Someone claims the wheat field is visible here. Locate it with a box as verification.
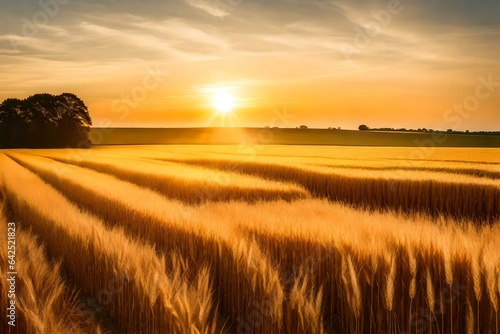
[1,145,500,333]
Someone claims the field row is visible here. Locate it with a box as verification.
[0,196,104,333]
[1,151,500,333]
[27,147,500,222]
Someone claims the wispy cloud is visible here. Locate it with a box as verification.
[0,0,498,129]
[183,0,233,17]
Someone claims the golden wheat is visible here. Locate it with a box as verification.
[33,151,309,203]
[0,192,107,333]
[2,146,500,334]
[7,153,325,333]
[193,199,500,333]
[172,158,500,222]
[0,155,217,334]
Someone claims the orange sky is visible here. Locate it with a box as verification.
[1,0,499,130]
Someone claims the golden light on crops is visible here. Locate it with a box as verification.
[2,145,500,333]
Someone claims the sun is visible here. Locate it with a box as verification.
[213,92,235,114]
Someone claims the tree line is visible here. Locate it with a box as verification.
[358,124,500,135]
[0,93,92,148]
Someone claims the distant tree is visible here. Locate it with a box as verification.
[447,129,453,133]
[299,125,308,129]
[358,124,369,131]
[0,93,92,148]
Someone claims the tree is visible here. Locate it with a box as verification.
[0,93,92,148]
[299,125,308,129]
[56,93,92,147]
[0,98,25,147]
[358,124,369,131]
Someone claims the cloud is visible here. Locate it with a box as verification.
[183,0,236,17]
[0,0,498,129]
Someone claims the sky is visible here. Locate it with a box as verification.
[0,0,499,130]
